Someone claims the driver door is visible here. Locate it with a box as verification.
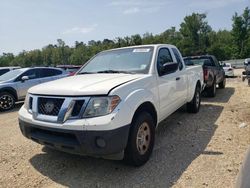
[16,69,41,99]
[156,48,179,121]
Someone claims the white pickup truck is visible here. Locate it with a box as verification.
[19,44,203,166]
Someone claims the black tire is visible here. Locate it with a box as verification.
[187,84,201,113]
[124,112,155,166]
[206,81,216,97]
[0,92,15,112]
[219,78,226,89]
[248,79,250,86]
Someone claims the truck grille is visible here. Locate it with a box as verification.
[71,100,85,117]
[38,97,64,116]
[29,95,90,123]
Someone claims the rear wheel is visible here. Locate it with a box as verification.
[0,92,15,112]
[187,84,201,113]
[248,78,250,86]
[219,78,226,89]
[207,81,216,97]
[124,112,155,166]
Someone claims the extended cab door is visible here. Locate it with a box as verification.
[171,47,188,105]
[15,69,40,99]
[156,47,180,120]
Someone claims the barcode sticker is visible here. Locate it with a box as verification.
[133,48,150,53]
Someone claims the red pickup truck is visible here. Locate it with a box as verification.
[184,55,226,97]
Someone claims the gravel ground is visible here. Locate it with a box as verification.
[0,69,249,188]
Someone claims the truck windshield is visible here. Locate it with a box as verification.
[78,47,154,74]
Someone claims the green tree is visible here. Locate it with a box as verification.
[207,30,234,60]
[180,13,212,56]
[69,42,88,65]
[2,8,250,67]
[0,53,14,66]
[232,7,250,58]
[131,34,142,45]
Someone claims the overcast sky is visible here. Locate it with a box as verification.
[0,0,249,54]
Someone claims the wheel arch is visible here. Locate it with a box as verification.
[0,87,18,101]
[188,80,202,102]
[131,101,158,127]
[196,80,201,90]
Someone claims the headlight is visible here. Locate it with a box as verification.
[83,96,120,117]
[24,94,29,110]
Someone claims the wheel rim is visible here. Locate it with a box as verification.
[0,95,14,110]
[196,90,200,108]
[136,122,151,155]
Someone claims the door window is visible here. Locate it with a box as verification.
[40,69,62,78]
[212,56,220,67]
[157,48,174,76]
[172,48,183,70]
[17,69,40,81]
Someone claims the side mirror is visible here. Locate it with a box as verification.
[21,76,29,82]
[159,62,179,76]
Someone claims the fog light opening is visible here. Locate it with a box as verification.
[96,137,106,148]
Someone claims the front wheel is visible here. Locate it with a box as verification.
[124,112,155,166]
[187,84,201,113]
[0,92,15,112]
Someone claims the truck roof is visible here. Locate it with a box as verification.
[103,44,178,53]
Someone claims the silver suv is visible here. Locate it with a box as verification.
[0,67,67,111]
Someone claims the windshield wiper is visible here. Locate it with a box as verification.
[97,70,136,74]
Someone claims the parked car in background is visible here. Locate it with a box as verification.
[19,44,204,166]
[56,65,82,76]
[0,67,20,76]
[184,55,226,97]
[242,59,250,86]
[222,63,234,77]
[0,67,67,111]
[244,58,250,66]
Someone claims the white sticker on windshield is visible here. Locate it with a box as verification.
[133,48,150,53]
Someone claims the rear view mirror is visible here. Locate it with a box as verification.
[21,76,29,81]
[159,62,179,76]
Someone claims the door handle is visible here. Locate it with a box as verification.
[176,77,180,81]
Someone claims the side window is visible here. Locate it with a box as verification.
[204,58,215,66]
[157,48,173,66]
[157,48,176,76]
[19,69,39,80]
[40,69,62,78]
[172,48,183,70]
[213,57,220,67]
[0,69,10,76]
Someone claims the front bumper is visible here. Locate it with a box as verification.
[19,118,130,158]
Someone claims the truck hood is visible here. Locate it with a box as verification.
[29,74,145,96]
